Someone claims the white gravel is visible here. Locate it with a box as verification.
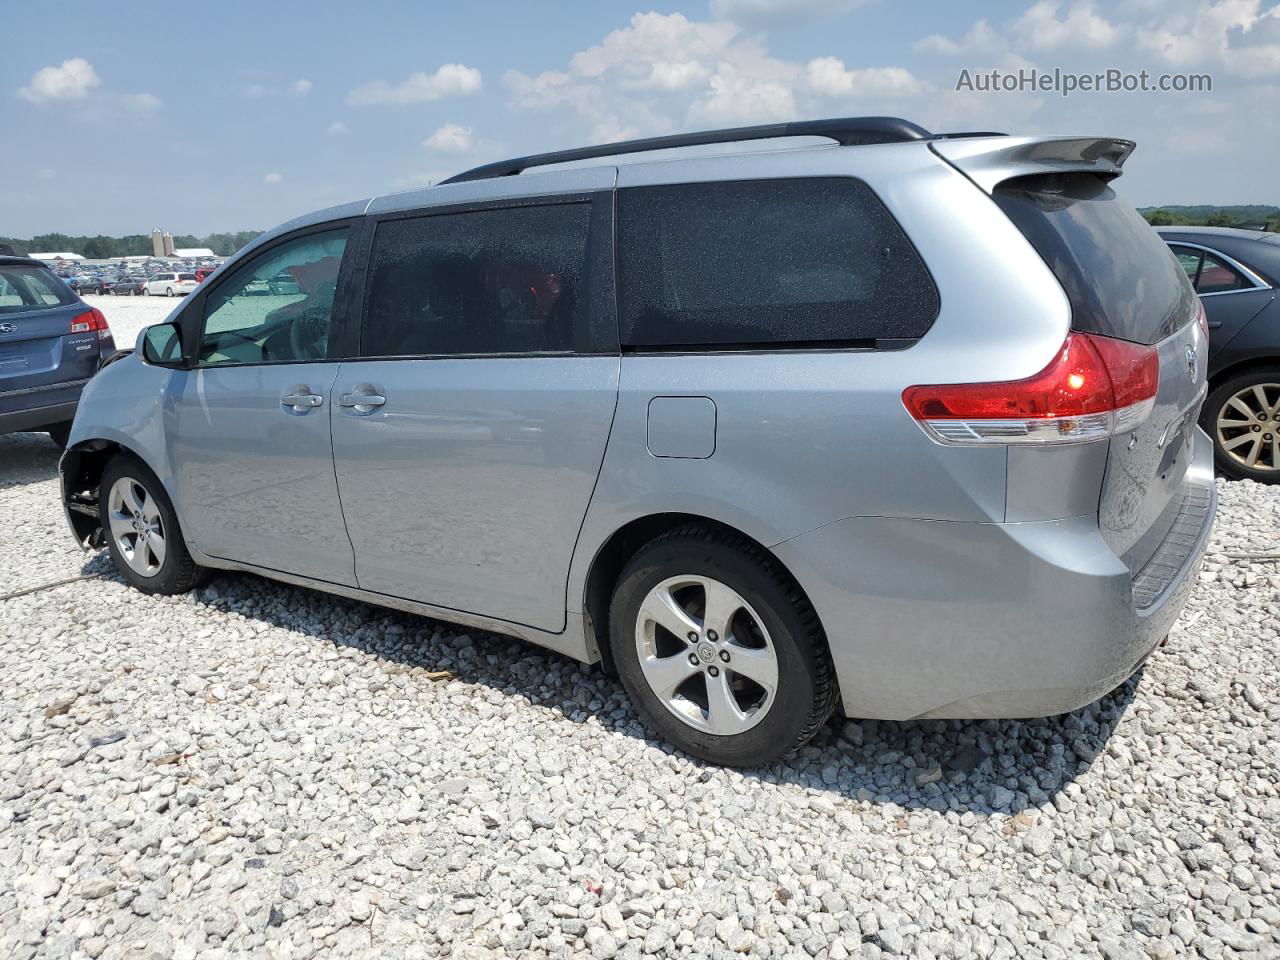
[1,430,1278,960]
[85,294,181,353]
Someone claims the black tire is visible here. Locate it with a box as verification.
[608,524,838,767]
[1201,366,1280,483]
[45,422,72,448]
[98,452,207,594]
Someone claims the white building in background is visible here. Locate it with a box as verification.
[29,252,85,262]
[173,248,216,258]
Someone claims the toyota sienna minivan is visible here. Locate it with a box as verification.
[61,117,1216,767]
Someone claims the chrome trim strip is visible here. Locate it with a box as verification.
[0,377,90,399]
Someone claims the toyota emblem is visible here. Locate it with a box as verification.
[1184,344,1196,378]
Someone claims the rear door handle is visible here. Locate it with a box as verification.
[281,389,324,413]
[339,385,386,414]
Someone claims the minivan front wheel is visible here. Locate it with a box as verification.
[609,525,838,767]
[99,453,206,594]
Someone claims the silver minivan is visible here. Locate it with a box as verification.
[62,117,1216,766]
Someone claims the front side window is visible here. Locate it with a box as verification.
[198,228,348,366]
[617,178,939,349]
[362,202,590,357]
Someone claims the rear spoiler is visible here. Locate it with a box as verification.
[929,136,1135,194]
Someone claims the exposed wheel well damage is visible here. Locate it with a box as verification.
[61,439,125,549]
[581,512,822,678]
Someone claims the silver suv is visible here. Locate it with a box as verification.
[61,117,1216,767]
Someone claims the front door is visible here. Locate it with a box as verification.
[170,226,358,585]
[330,197,618,631]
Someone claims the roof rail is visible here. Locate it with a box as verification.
[440,116,934,184]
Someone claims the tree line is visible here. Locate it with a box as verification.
[0,231,263,259]
[1139,205,1280,230]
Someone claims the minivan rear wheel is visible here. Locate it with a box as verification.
[608,525,838,767]
[99,453,207,594]
[1203,366,1280,483]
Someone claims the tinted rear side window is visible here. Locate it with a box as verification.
[994,174,1198,344]
[363,203,590,357]
[617,178,938,349]
[0,264,78,313]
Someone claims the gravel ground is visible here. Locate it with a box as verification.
[85,294,180,353]
[1,430,1278,960]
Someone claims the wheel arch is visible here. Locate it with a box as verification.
[1206,353,1280,394]
[580,512,824,676]
[61,436,162,548]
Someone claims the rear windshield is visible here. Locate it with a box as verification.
[994,174,1198,345]
[179,273,197,280]
[0,264,79,314]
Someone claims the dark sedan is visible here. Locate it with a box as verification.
[111,277,147,295]
[1159,226,1280,482]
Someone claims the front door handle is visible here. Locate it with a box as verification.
[281,388,324,413]
[339,384,387,414]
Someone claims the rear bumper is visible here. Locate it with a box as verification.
[773,428,1217,721]
[0,379,87,434]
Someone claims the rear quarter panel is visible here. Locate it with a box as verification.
[566,142,1073,610]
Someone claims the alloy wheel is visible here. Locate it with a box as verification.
[106,477,166,576]
[1216,383,1280,473]
[634,575,779,735]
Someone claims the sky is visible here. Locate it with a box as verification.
[2,0,1278,237]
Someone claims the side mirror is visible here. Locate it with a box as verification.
[140,322,184,366]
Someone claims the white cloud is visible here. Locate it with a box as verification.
[805,58,928,97]
[710,0,869,27]
[915,2,1120,58]
[347,64,482,105]
[1136,0,1280,74]
[1011,1,1121,51]
[915,20,1003,56]
[505,12,924,138]
[423,123,474,152]
[19,58,100,102]
[327,121,350,136]
[263,172,283,185]
[292,79,313,95]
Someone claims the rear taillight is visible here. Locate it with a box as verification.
[1196,300,1209,339]
[902,332,1159,445]
[70,307,111,340]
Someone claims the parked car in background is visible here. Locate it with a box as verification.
[91,277,116,295]
[111,277,147,296]
[0,255,114,446]
[194,267,216,284]
[144,272,198,297]
[1158,226,1280,482]
[62,118,1214,766]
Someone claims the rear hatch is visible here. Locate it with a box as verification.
[991,173,1204,574]
[930,137,1205,577]
[0,262,103,409]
